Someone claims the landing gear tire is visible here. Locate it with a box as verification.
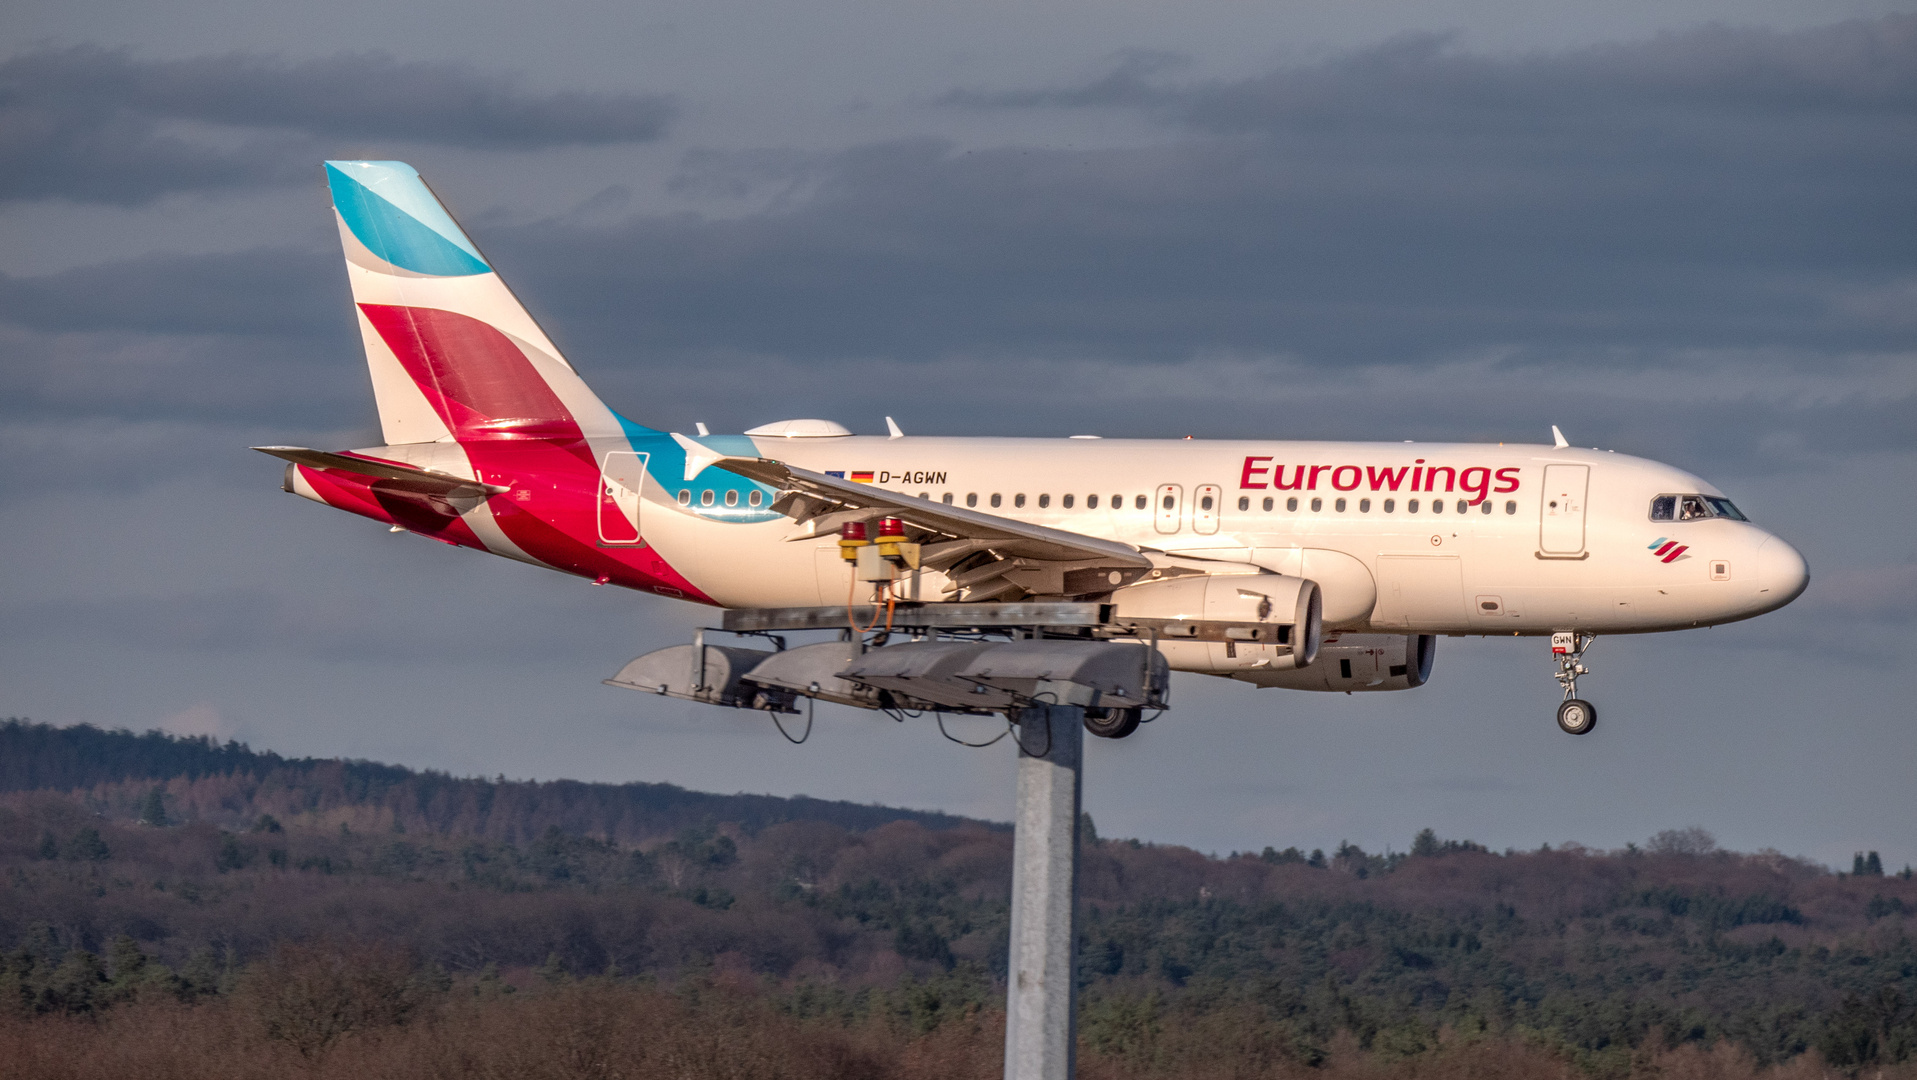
[1084,707,1142,739]
[1556,698,1597,736]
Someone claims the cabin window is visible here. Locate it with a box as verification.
[1287,497,1299,511]
[677,489,691,505]
[1088,494,1101,509]
[1263,496,1274,511]
[966,493,978,507]
[724,489,738,507]
[701,490,715,506]
[1479,500,1491,514]
[1433,499,1444,514]
[1409,499,1420,513]
[1237,496,1250,511]
[1161,494,1174,510]
[1505,500,1517,515]
[1112,495,1122,509]
[1014,493,1026,508]
[1064,494,1076,509]
[1200,494,1214,511]
[1334,498,1346,512]
[1310,497,1323,512]
[1383,498,1394,513]
[749,490,763,507]
[1456,499,1467,514]
[990,493,1002,508]
[943,493,954,505]
[1359,498,1371,513]
[1039,494,1051,508]
[1136,495,1148,510]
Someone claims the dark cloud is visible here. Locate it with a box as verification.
[0,17,1910,472]
[0,248,339,335]
[0,47,675,204]
[456,18,1917,374]
[958,18,1917,123]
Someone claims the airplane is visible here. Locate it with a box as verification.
[259,160,1810,739]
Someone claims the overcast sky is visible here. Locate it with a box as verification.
[2,0,1913,871]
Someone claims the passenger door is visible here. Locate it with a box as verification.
[1539,464,1590,555]
[1154,484,1183,534]
[598,451,647,544]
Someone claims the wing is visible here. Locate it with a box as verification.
[253,446,508,499]
[712,456,1153,601]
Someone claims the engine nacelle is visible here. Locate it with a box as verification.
[603,643,797,711]
[1111,572,1322,673]
[1233,633,1435,692]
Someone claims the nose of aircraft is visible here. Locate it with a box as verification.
[1752,534,1809,613]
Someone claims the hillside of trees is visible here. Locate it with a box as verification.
[0,719,987,842]
[2,719,1914,1078]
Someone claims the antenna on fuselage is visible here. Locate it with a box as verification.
[1551,425,1569,449]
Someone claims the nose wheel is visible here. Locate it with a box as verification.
[1556,697,1596,735]
[1551,632,1597,735]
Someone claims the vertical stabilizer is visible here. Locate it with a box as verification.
[325,161,633,443]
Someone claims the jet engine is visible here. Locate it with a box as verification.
[1232,633,1435,692]
[1110,572,1322,673]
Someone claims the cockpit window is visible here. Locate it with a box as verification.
[1705,497,1748,521]
[1650,493,1749,522]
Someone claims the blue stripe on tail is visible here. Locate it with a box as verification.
[325,161,490,277]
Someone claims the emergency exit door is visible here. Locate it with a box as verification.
[1539,464,1589,555]
[598,451,648,544]
[1154,484,1182,534]
[1193,484,1222,534]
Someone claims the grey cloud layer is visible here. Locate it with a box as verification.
[0,48,674,204]
[0,18,1910,466]
[960,18,1917,126]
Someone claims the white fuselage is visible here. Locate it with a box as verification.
[636,436,1807,637]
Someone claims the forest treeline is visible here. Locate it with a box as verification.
[2,719,1914,1078]
[0,718,986,843]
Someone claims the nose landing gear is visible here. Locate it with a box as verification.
[1552,632,1597,735]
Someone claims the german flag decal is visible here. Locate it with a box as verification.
[850,471,875,484]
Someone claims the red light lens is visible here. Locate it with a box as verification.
[840,521,867,540]
[878,517,905,536]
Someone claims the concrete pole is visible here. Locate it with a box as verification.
[1004,693,1083,1080]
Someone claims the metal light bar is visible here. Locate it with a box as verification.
[721,602,1114,632]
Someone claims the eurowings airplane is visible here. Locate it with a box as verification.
[260,161,1809,737]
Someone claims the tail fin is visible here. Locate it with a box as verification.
[325,161,640,443]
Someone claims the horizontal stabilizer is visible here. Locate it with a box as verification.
[253,446,508,497]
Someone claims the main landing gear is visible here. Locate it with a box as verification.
[1083,706,1142,739]
[1552,632,1597,735]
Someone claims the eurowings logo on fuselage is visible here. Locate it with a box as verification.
[1648,537,1690,563]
